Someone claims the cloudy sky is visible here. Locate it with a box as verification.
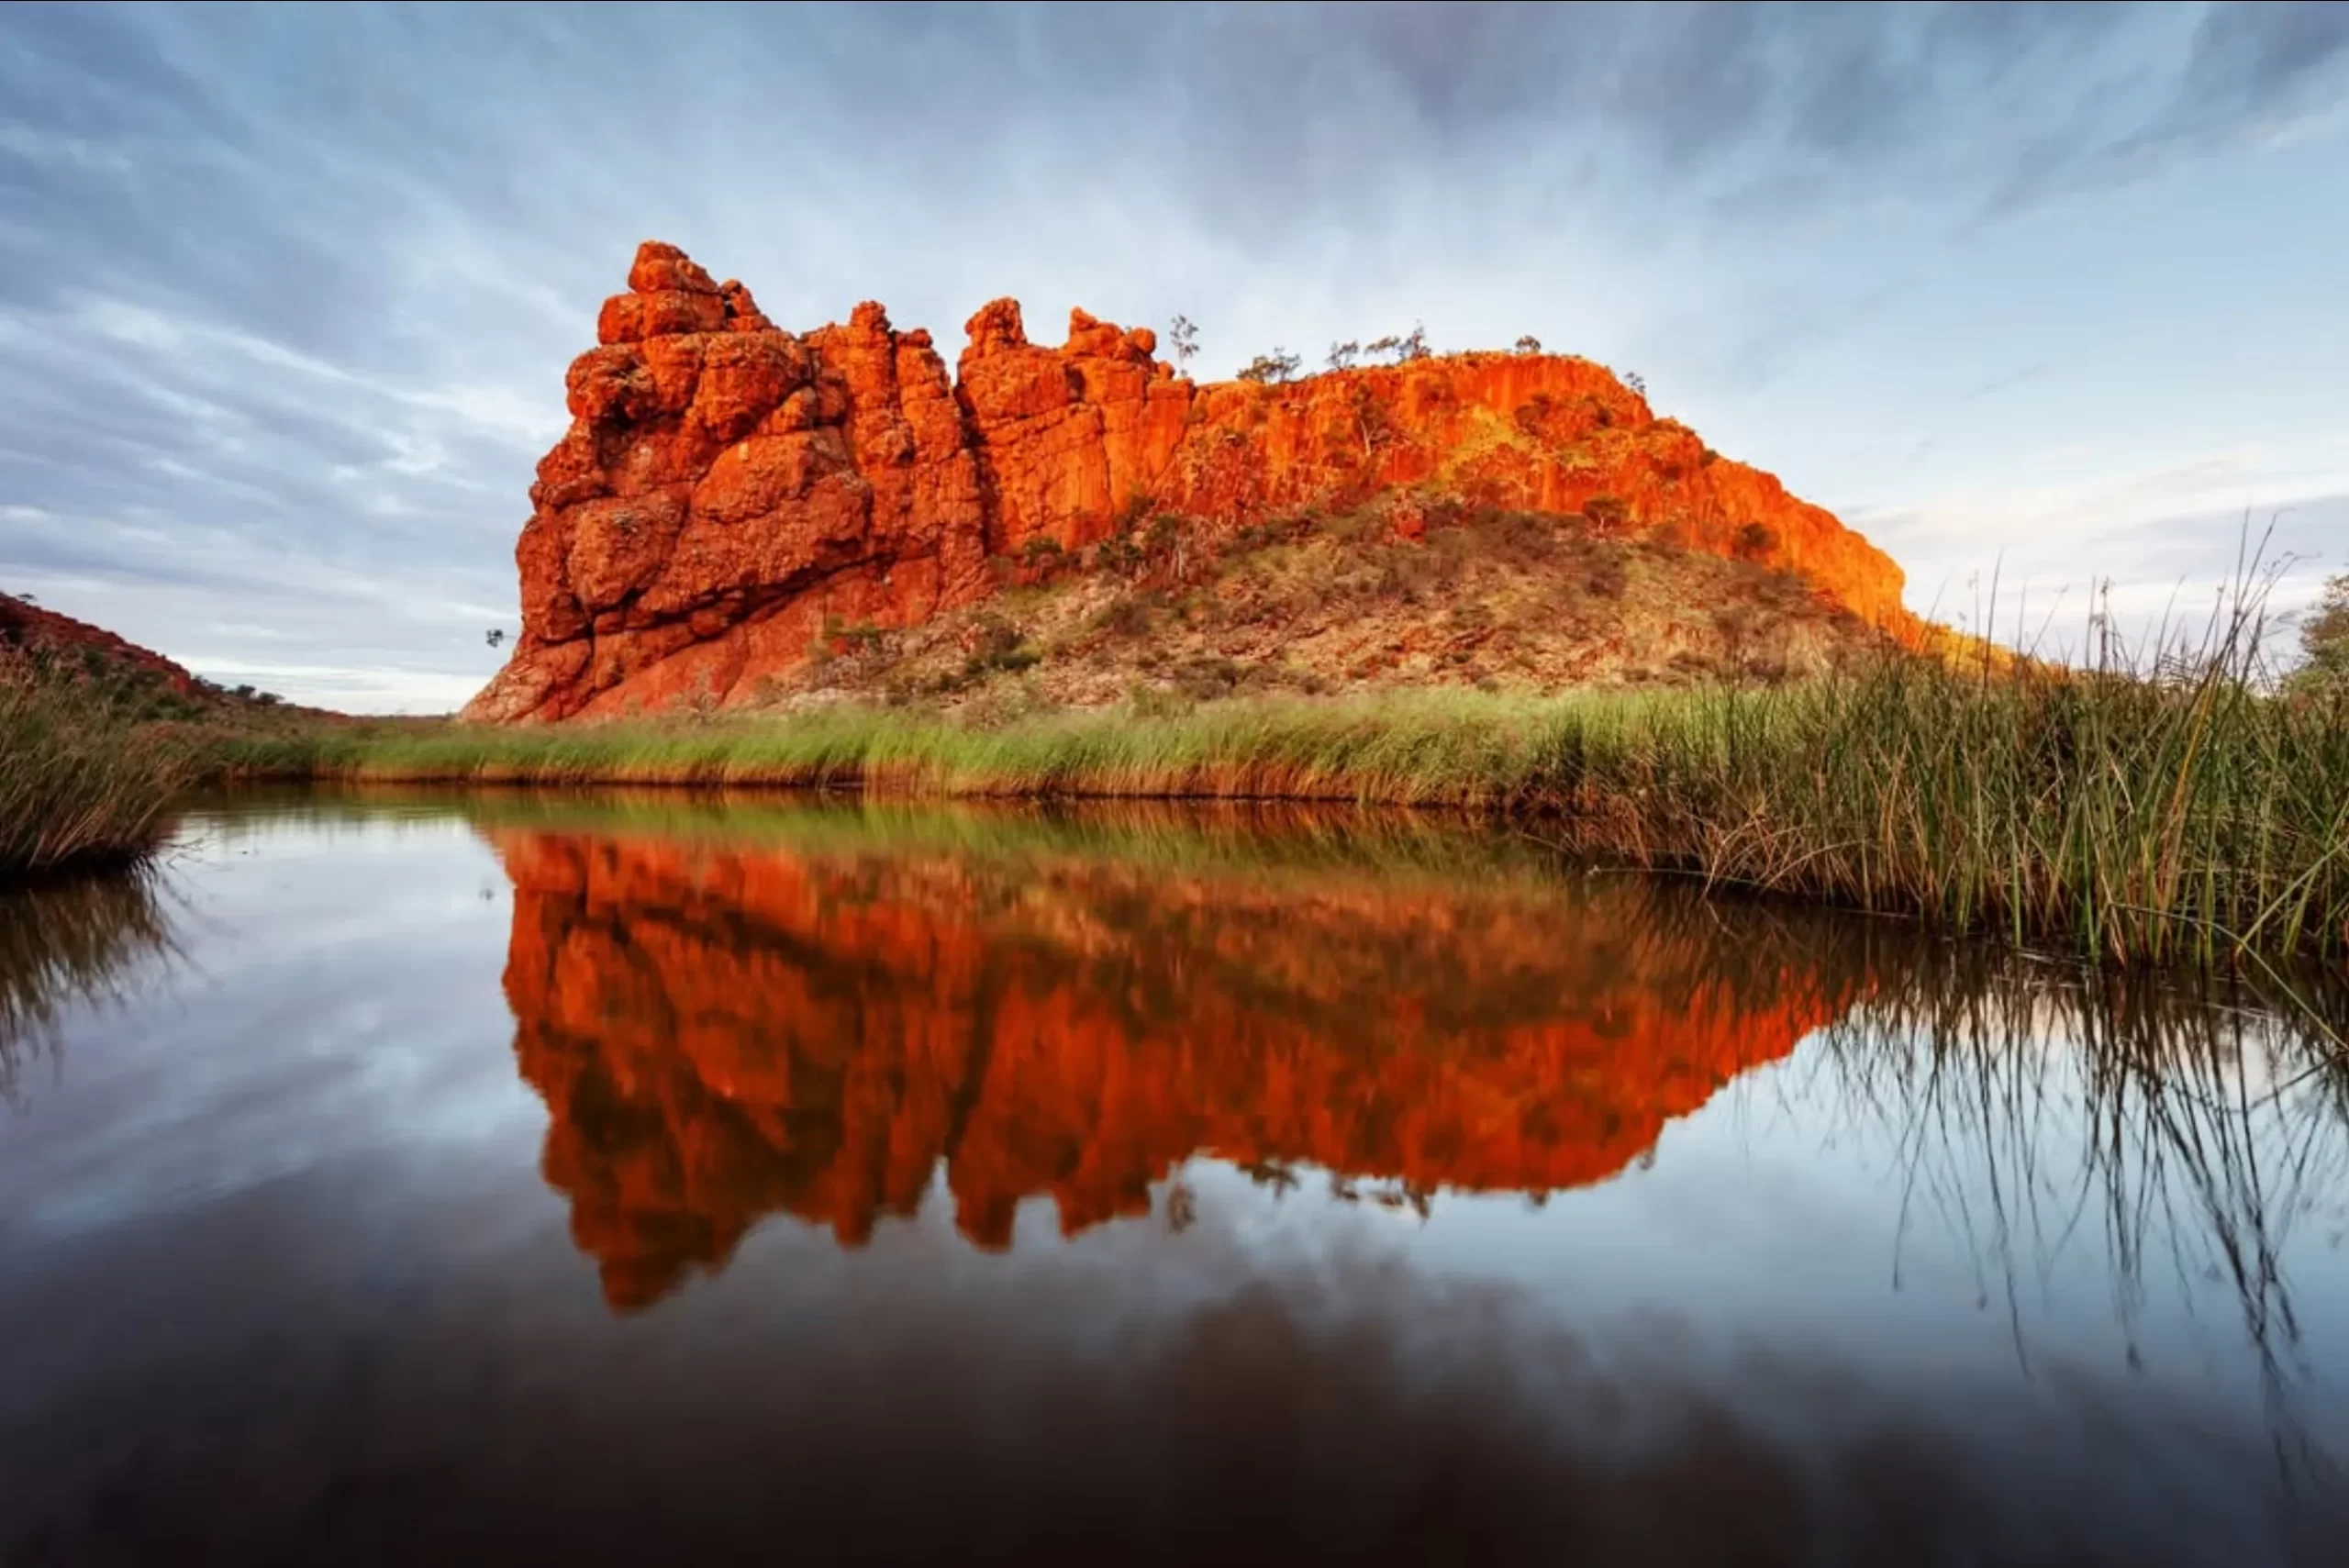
[2,2,2344,710]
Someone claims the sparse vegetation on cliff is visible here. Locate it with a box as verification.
[767,501,1879,712]
[1364,326,1431,364]
[1165,314,1197,370]
[1236,348,1303,384]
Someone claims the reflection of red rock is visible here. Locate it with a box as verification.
[466,240,1918,722]
[494,828,1867,1312]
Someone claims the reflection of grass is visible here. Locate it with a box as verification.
[219,784,1598,895]
[206,616,2349,965]
[0,866,179,1102]
[1812,951,2349,1489]
[185,786,1891,1030]
[0,670,195,875]
[444,787,1888,1048]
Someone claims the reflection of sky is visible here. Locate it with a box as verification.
[0,816,541,1238]
[1,802,2344,1559]
[1342,1060,2349,1449]
[8,802,2346,1409]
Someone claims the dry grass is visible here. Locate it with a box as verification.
[752,503,1884,715]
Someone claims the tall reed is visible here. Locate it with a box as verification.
[1518,649,2349,966]
[0,664,196,877]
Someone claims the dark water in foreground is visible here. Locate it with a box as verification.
[1,793,2345,1566]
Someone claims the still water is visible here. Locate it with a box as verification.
[1,791,2344,1565]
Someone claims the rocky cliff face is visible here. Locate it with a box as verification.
[467,241,1915,723]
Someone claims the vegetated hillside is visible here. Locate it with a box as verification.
[748,499,1889,717]
[466,240,1923,724]
[0,589,315,721]
[2,590,204,715]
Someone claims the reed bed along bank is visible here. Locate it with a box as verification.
[206,648,2349,967]
[0,673,195,878]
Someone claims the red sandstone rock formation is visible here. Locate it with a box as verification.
[467,240,1918,723]
[491,825,1871,1311]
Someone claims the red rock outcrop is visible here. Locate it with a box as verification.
[492,821,1875,1311]
[467,241,1917,722]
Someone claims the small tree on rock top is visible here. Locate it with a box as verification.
[1237,349,1302,384]
[1166,315,1198,371]
[1360,328,1428,365]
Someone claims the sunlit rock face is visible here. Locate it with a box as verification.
[490,821,1871,1311]
[465,240,1917,722]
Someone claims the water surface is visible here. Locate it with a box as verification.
[2,791,2344,1565]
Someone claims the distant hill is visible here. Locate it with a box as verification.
[0,590,318,721]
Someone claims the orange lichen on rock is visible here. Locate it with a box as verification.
[467,239,1919,722]
[492,827,1870,1311]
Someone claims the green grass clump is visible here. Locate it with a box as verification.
[0,666,196,877]
[206,689,1563,803]
[1515,656,2349,966]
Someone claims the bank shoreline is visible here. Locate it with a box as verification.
[174,671,2347,969]
[11,656,2346,969]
